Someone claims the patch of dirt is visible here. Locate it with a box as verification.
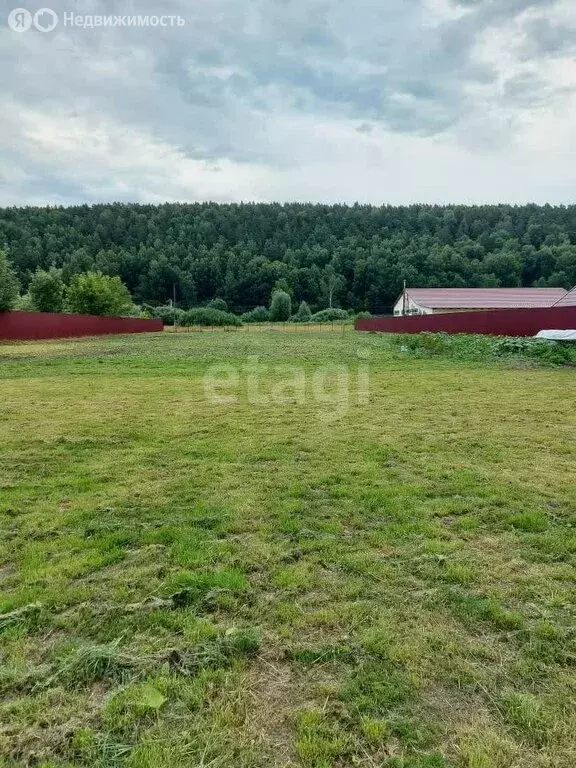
[246,653,299,766]
[0,563,15,585]
[418,682,493,759]
[245,641,346,767]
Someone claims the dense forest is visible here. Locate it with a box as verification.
[1,203,576,313]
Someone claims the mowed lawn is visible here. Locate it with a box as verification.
[0,330,574,768]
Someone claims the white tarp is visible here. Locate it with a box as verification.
[535,330,576,341]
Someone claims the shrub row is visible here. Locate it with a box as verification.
[183,308,242,327]
[393,332,576,366]
[309,308,350,322]
[150,305,241,327]
[150,304,371,326]
[494,337,576,366]
[242,306,270,323]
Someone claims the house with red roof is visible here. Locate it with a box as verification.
[552,285,576,308]
[393,287,570,316]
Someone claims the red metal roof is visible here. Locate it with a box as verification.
[553,286,576,307]
[405,288,567,309]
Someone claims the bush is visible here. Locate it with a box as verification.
[29,267,65,313]
[269,290,292,321]
[65,271,134,316]
[13,293,34,311]
[392,333,576,366]
[182,308,242,327]
[207,297,228,312]
[355,311,372,320]
[0,250,20,311]
[241,306,270,323]
[122,304,149,319]
[494,338,576,366]
[290,301,312,323]
[149,305,187,325]
[311,308,349,323]
[394,332,492,358]
[397,332,452,355]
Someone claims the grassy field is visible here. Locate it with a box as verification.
[0,330,574,768]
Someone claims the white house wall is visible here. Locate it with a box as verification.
[393,296,432,315]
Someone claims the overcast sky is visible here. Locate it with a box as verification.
[1,0,575,206]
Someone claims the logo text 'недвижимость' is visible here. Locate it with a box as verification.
[7,8,186,32]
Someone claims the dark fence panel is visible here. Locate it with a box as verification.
[0,311,163,341]
[356,306,576,336]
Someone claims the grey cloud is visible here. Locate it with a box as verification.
[502,72,576,112]
[1,0,575,205]
[2,0,560,136]
[454,0,556,11]
[520,17,576,59]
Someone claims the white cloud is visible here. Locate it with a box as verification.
[2,106,274,204]
[0,0,575,205]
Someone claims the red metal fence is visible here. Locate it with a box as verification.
[0,311,163,341]
[356,306,576,336]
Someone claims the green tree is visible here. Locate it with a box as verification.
[208,297,228,311]
[269,290,292,321]
[273,277,293,298]
[0,249,20,311]
[482,249,522,287]
[29,267,65,312]
[1,202,575,314]
[321,265,345,308]
[14,294,34,311]
[65,271,134,316]
[291,300,312,322]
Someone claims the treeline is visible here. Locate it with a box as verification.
[0,251,138,316]
[1,202,576,313]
